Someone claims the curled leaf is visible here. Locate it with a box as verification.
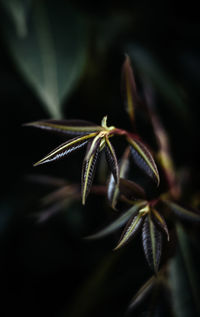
[163,200,200,223]
[107,147,130,209]
[34,134,95,166]
[85,201,147,240]
[105,137,119,184]
[81,141,100,205]
[121,55,139,124]
[151,208,170,241]
[25,119,101,136]
[127,136,160,186]
[142,213,162,273]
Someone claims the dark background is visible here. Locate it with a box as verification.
[0,1,200,316]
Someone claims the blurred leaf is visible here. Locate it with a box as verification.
[1,0,88,118]
[169,223,200,317]
[85,201,147,240]
[127,45,188,117]
[163,200,200,223]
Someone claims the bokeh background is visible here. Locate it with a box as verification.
[0,0,200,316]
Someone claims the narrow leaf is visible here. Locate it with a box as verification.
[121,55,139,123]
[85,201,147,240]
[163,200,200,223]
[128,276,156,311]
[34,134,95,166]
[127,136,160,186]
[142,213,162,273]
[105,138,119,184]
[151,208,169,241]
[107,147,130,209]
[114,211,144,250]
[25,119,102,136]
[81,142,100,205]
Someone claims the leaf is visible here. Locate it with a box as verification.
[119,178,146,200]
[107,147,130,209]
[121,54,140,124]
[81,142,100,205]
[128,276,156,311]
[142,213,162,273]
[1,0,88,118]
[105,138,119,184]
[25,119,102,136]
[163,200,200,223]
[114,210,145,250]
[34,134,95,166]
[85,201,147,240]
[151,208,169,241]
[127,136,160,186]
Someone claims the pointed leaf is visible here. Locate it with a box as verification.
[34,134,95,166]
[127,136,160,186]
[121,55,139,123]
[25,119,101,136]
[128,276,156,311]
[81,142,100,205]
[107,147,130,209]
[1,1,89,118]
[105,138,119,184]
[114,210,145,250]
[119,178,146,200]
[85,201,147,240]
[151,208,169,241]
[142,213,162,273]
[163,200,200,223]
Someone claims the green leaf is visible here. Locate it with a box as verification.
[105,137,119,184]
[85,201,147,240]
[25,119,102,136]
[107,147,130,209]
[163,200,200,223]
[151,208,169,241]
[127,136,160,186]
[81,141,100,205]
[2,0,88,118]
[33,134,95,166]
[142,213,162,273]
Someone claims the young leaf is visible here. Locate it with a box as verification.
[105,137,119,184]
[107,147,130,209]
[25,119,102,136]
[121,55,139,124]
[114,211,144,250]
[128,276,156,311]
[151,208,170,241]
[85,201,147,240]
[33,134,95,166]
[142,213,162,273]
[163,200,200,223]
[127,136,160,186]
[81,142,100,205]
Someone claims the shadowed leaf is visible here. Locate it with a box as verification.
[127,136,160,186]
[33,134,95,166]
[119,178,146,200]
[142,213,162,273]
[151,208,169,241]
[163,200,200,222]
[81,142,100,205]
[114,211,145,250]
[128,276,156,311]
[25,119,102,136]
[121,55,140,124]
[105,138,119,184]
[107,147,130,209]
[85,201,147,240]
